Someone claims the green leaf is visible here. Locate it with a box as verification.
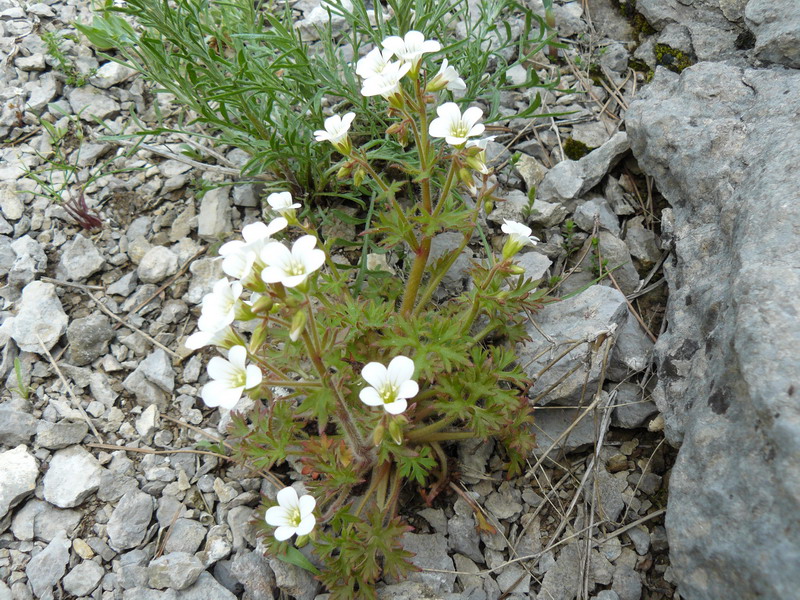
[277,545,321,576]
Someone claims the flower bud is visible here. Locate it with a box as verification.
[353,166,366,188]
[507,264,525,275]
[386,122,403,135]
[249,322,269,353]
[484,199,494,214]
[235,302,256,321]
[289,310,307,342]
[251,295,274,315]
[337,163,353,179]
[388,419,404,445]
[372,423,385,446]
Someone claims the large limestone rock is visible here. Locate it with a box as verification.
[626,62,800,600]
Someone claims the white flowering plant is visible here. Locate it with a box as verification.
[177,31,556,598]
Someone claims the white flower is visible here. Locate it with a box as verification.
[267,192,302,223]
[360,61,411,99]
[464,135,496,175]
[219,219,288,280]
[184,314,233,350]
[265,487,316,541]
[381,31,441,67]
[356,47,395,79]
[428,102,485,146]
[501,219,539,259]
[313,112,355,153]
[200,278,243,330]
[261,235,326,288]
[359,355,418,415]
[426,59,466,92]
[201,345,262,410]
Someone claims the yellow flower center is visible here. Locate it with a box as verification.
[379,383,398,404]
[288,506,302,527]
[286,259,306,277]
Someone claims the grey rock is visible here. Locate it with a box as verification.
[123,349,175,409]
[148,552,204,590]
[0,445,38,524]
[9,235,47,288]
[571,120,613,149]
[608,312,654,380]
[533,403,608,456]
[627,526,650,555]
[138,246,179,284]
[624,217,660,264]
[0,407,37,445]
[26,73,58,112]
[177,572,237,600]
[35,420,89,449]
[594,592,620,600]
[10,499,82,541]
[626,62,800,600]
[611,383,658,429]
[230,550,275,600]
[637,0,740,61]
[497,562,530,594]
[122,588,174,600]
[585,467,627,524]
[76,142,111,167]
[600,42,630,74]
[579,232,639,295]
[418,507,447,535]
[402,533,456,593]
[429,232,472,297]
[488,189,529,224]
[10,281,68,353]
[528,199,569,228]
[268,557,318,600]
[587,0,635,41]
[537,543,581,600]
[485,487,523,521]
[67,312,114,366]
[516,251,551,282]
[745,0,800,68]
[25,530,71,600]
[227,505,256,550]
[63,561,105,596]
[197,187,232,238]
[68,86,120,120]
[573,196,620,236]
[447,514,483,564]
[56,233,105,280]
[453,554,483,595]
[0,235,15,277]
[612,565,642,600]
[42,445,103,508]
[108,272,139,296]
[163,519,206,554]
[537,133,629,205]
[197,524,232,567]
[376,581,441,600]
[107,489,155,550]
[515,153,548,191]
[0,580,10,600]
[184,257,223,305]
[519,285,628,405]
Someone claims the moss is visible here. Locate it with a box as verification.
[611,0,657,37]
[654,43,695,73]
[627,57,655,82]
[563,138,591,161]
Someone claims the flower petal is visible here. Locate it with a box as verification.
[265,505,290,526]
[387,356,415,383]
[361,362,388,389]
[298,494,316,517]
[280,273,309,288]
[273,525,296,541]
[295,514,316,537]
[292,235,318,258]
[245,364,262,389]
[462,106,484,128]
[428,117,452,139]
[207,356,238,382]
[341,112,356,129]
[260,241,293,269]
[384,398,408,415]
[303,248,326,273]
[227,345,248,369]
[266,217,288,236]
[276,486,299,509]
[397,380,419,400]
[202,381,243,409]
[359,387,384,407]
[219,239,244,257]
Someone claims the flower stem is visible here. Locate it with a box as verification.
[412,430,477,443]
[407,416,457,441]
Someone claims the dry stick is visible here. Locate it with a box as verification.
[36,334,104,443]
[620,437,667,525]
[40,277,104,291]
[524,335,616,479]
[606,269,658,343]
[113,139,255,179]
[159,413,286,490]
[86,289,181,359]
[564,56,621,123]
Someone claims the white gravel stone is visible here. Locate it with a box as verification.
[9,281,68,353]
[67,86,121,121]
[197,187,232,238]
[56,233,105,280]
[42,445,104,508]
[0,183,24,220]
[0,445,38,524]
[137,246,179,283]
[89,61,138,89]
[107,489,155,550]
